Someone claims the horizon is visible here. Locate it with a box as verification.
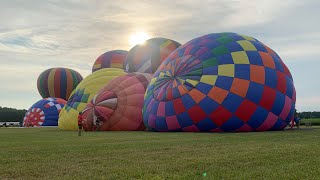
[0,0,319,111]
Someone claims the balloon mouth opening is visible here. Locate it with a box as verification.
[97,91,118,110]
[89,91,118,129]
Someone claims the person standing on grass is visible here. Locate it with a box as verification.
[292,108,301,130]
[95,116,101,131]
[294,115,301,130]
[78,112,84,136]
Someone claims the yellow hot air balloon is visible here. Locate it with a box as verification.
[58,68,127,130]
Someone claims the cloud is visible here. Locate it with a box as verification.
[0,29,60,54]
[258,32,320,61]
[296,96,320,112]
[0,0,319,111]
[216,0,302,28]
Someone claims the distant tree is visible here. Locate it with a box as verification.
[0,107,27,122]
[297,111,320,119]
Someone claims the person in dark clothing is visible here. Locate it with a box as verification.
[293,109,301,130]
[294,115,301,130]
[78,112,84,136]
[95,116,101,131]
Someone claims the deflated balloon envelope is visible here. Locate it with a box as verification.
[23,97,66,127]
[37,67,83,101]
[82,73,152,131]
[58,68,127,130]
[125,38,181,74]
[92,50,128,72]
[143,32,296,132]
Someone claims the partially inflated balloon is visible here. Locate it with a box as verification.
[82,73,152,131]
[37,68,83,100]
[125,38,181,73]
[143,32,296,132]
[92,50,128,72]
[23,97,66,127]
[58,68,126,130]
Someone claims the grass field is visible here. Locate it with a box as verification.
[300,118,320,126]
[0,127,319,179]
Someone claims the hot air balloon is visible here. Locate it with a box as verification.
[23,97,66,127]
[124,38,181,74]
[58,68,127,130]
[143,32,296,132]
[92,50,128,72]
[82,73,152,131]
[37,68,83,100]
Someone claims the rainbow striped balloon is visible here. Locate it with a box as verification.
[92,50,128,72]
[125,38,181,74]
[37,68,83,100]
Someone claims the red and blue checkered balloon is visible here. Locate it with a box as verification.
[143,32,296,132]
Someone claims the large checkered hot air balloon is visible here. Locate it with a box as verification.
[37,68,83,100]
[125,38,181,74]
[143,32,296,132]
[92,50,128,72]
[82,73,152,131]
[23,97,66,127]
[58,68,126,130]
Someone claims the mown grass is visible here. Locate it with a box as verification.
[0,127,319,179]
[300,118,320,126]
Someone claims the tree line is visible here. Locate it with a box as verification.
[0,106,319,122]
[0,106,27,122]
[297,111,320,119]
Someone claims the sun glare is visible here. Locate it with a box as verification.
[129,32,150,47]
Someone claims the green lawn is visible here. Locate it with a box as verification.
[0,127,319,179]
[300,118,320,126]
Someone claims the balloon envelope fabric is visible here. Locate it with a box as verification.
[37,68,83,100]
[58,68,127,130]
[82,73,152,131]
[92,50,128,72]
[125,38,181,74]
[143,32,296,132]
[23,97,67,127]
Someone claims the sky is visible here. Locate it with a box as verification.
[0,0,319,112]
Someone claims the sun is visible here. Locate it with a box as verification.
[129,32,150,47]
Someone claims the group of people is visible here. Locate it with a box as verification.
[292,114,301,129]
[290,109,302,129]
[77,112,102,136]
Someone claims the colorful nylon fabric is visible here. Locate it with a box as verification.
[58,68,127,130]
[23,97,66,127]
[143,32,296,132]
[125,38,181,73]
[82,73,152,131]
[37,68,83,100]
[92,50,128,72]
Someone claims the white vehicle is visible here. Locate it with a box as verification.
[0,122,5,127]
[3,122,20,127]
